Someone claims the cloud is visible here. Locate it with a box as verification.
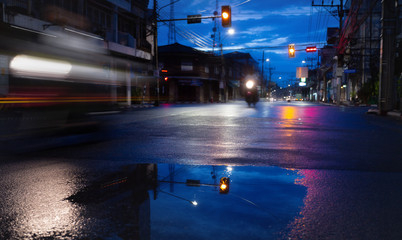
[267,37,288,46]
[243,37,288,48]
[234,10,267,21]
[210,36,288,52]
[233,6,311,21]
[252,38,269,43]
[241,26,275,35]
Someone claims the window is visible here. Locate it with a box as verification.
[181,61,193,71]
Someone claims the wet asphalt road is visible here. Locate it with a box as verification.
[1,100,402,239]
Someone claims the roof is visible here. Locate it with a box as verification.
[224,51,258,65]
[158,43,208,55]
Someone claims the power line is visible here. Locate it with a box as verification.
[158,12,213,48]
[217,42,328,51]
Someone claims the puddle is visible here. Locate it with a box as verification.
[151,164,306,240]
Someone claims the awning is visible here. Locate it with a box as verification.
[228,80,240,88]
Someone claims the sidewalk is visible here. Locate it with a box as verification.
[367,108,402,120]
[318,101,402,120]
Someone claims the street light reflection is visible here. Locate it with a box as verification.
[9,162,81,238]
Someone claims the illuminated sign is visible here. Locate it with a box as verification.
[296,67,308,78]
[306,46,317,52]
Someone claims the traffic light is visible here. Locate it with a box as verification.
[219,177,230,194]
[161,69,168,82]
[221,5,231,28]
[288,44,295,58]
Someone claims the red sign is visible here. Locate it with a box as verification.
[306,46,317,52]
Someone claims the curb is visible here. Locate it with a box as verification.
[367,108,402,120]
[387,111,402,119]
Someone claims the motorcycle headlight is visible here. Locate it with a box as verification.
[246,80,254,89]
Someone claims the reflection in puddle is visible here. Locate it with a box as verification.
[152,164,306,240]
[4,161,402,239]
[1,162,83,239]
[0,162,306,239]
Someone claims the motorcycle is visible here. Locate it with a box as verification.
[245,80,259,107]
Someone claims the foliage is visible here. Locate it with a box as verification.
[357,79,378,104]
[398,73,402,97]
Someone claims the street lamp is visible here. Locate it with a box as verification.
[218,30,235,103]
[266,58,271,98]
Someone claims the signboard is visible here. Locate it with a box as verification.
[187,15,202,24]
[296,67,308,78]
[306,46,317,52]
[178,79,203,86]
[344,69,356,74]
[336,67,343,77]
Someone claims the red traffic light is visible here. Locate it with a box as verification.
[164,77,168,81]
[306,46,317,52]
[221,5,232,28]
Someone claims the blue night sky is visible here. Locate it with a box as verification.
[151,0,340,87]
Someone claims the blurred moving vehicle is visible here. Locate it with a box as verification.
[0,22,129,137]
[294,94,303,101]
[244,80,259,107]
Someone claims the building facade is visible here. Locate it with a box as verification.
[0,0,155,106]
[158,43,260,103]
[316,0,401,110]
[158,43,220,103]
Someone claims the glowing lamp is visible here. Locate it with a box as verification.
[219,177,230,194]
[246,80,254,89]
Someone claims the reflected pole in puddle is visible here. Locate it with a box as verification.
[159,189,198,206]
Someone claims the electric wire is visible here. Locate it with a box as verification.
[158,8,213,48]
[307,5,313,43]
[158,0,214,47]
[158,12,212,48]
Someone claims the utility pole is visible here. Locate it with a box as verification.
[168,0,176,44]
[212,0,219,55]
[261,51,265,98]
[337,0,344,106]
[312,0,344,105]
[267,61,275,98]
[220,42,226,102]
[153,0,159,106]
[379,0,397,114]
[260,52,275,98]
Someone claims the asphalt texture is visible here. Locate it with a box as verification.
[0,100,401,239]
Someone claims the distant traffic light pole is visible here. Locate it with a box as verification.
[157,5,231,27]
[159,176,230,194]
[157,6,232,103]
